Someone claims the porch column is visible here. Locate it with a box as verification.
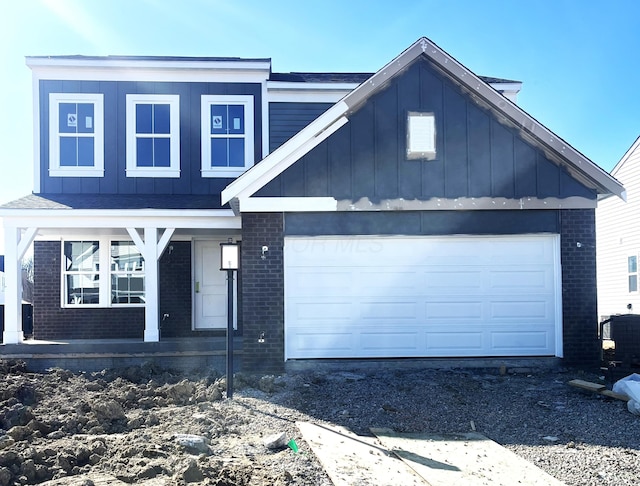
[3,226,37,344]
[143,227,160,342]
[128,227,174,342]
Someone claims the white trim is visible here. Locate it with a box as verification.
[27,59,271,84]
[221,101,349,204]
[48,93,104,177]
[266,81,359,103]
[60,236,148,309]
[200,95,254,178]
[157,228,175,257]
[553,234,564,358]
[261,80,269,158]
[32,74,41,193]
[239,197,337,212]
[126,94,180,178]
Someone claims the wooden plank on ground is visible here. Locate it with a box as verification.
[569,379,629,401]
[568,379,606,392]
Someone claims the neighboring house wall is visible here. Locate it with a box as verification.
[596,139,640,318]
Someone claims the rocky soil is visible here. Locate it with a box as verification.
[0,359,639,485]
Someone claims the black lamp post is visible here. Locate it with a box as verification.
[220,239,239,399]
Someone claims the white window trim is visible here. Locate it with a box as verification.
[201,95,254,178]
[126,94,180,178]
[49,93,104,177]
[61,237,145,308]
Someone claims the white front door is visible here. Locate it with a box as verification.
[194,240,237,330]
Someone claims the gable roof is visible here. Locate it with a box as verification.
[611,135,640,177]
[222,37,625,207]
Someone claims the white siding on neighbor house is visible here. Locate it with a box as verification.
[596,140,640,319]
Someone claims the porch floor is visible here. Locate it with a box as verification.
[0,337,243,372]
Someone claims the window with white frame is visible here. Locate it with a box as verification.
[629,255,638,293]
[62,239,145,307]
[126,94,180,177]
[49,93,104,177]
[201,95,254,177]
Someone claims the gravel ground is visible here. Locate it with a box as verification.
[1,359,639,485]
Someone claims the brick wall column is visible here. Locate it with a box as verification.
[560,208,600,366]
[240,213,285,374]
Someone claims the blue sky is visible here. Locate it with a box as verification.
[0,0,639,209]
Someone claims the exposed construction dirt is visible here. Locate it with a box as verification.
[0,359,639,485]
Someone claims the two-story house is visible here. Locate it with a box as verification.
[1,38,625,373]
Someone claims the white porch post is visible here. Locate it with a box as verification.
[144,227,160,342]
[3,227,23,344]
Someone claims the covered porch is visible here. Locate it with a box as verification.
[0,197,241,346]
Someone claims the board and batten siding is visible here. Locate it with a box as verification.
[596,143,640,318]
[38,80,262,196]
[258,58,596,203]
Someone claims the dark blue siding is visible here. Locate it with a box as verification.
[259,58,596,202]
[268,102,332,152]
[39,80,262,197]
[285,210,560,236]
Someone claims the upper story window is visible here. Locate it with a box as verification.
[49,93,104,177]
[201,95,254,177]
[126,94,180,178]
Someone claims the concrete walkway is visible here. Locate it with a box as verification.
[297,422,565,486]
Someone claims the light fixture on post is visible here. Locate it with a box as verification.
[220,238,240,399]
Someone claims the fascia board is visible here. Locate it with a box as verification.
[239,197,337,212]
[28,65,270,83]
[26,57,272,72]
[221,101,349,204]
[266,81,360,92]
[0,209,240,229]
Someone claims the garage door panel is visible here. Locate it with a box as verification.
[426,331,484,352]
[359,301,418,320]
[290,330,355,354]
[292,301,353,320]
[490,330,552,351]
[489,300,550,319]
[289,270,353,295]
[285,235,560,359]
[424,270,483,290]
[425,301,483,320]
[361,331,421,351]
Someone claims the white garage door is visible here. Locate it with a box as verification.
[284,235,561,359]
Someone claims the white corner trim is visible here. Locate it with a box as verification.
[221,101,349,204]
[32,74,41,193]
[239,197,337,212]
[17,227,38,260]
[126,228,145,252]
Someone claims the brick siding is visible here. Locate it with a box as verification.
[240,212,285,374]
[560,208,600,366]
